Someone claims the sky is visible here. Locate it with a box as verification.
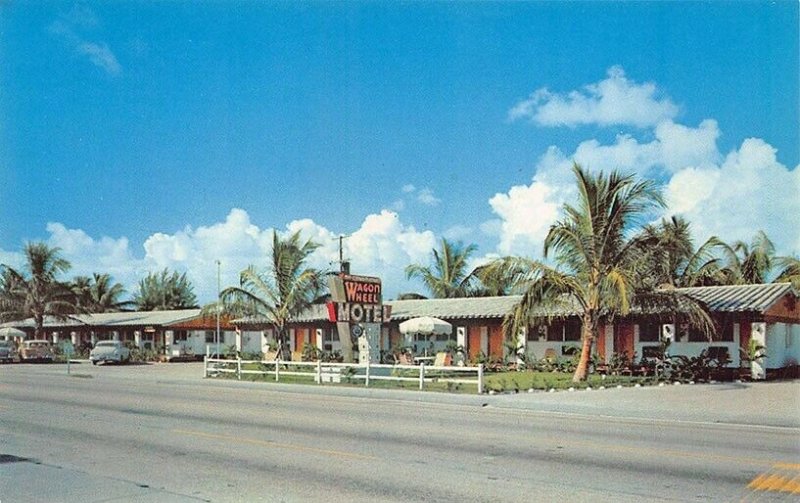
[1,1,798,303]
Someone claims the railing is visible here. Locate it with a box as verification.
[204,356,485,394]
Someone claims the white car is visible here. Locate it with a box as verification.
[90,341,131,365]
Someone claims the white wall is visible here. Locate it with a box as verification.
[635,323,741,367]
[766,322,800,369]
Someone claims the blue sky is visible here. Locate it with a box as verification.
[1,1,798,302]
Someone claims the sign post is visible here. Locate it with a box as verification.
[327,274,391,363]
[61,341,74,375]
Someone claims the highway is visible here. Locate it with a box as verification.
[1,363,798,502]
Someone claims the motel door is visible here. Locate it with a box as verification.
[614,324,635,358]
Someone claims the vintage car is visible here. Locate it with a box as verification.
[19,340,54,363]
[0,340,18,363]
[90,340,131,365]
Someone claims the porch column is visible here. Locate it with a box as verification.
[517,327,527,364]
[750,322,767,380]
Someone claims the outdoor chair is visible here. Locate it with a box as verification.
[433,351,452,367]
[397,352,415,365]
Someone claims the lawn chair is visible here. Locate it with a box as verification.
[433,351,452,367]
[397,352,415,365]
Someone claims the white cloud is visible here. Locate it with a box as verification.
[509,66,678,128]
[48,7,121,76]
[77,41,121,75]
[487,180,561,256]
[494,68,796,261]
[443,225,473,241]
[401,184,416,193]
[45,223,142,287]
[0,208,440,303]
[666,139,800,252]
[417,188,441,206]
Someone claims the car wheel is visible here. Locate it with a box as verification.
[92,360,98,365]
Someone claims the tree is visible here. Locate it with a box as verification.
[729,231,776,284]
[133,269,198,310]
[0,242,81,338]
[405,238,478,298]
[218,230,326,358]
[72,273,132,312]
[481,164,713,382]
[634,216,732,288]
[774,256,800,289]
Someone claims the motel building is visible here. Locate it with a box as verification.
[238,282,800,378]
[0,310,237,360]
[1,283,799,376]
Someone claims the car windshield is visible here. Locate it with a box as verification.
[0,341,12,348]
[96,342,118,347]
[27,341,49,348]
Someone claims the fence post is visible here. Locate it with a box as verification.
[275,359,280,382]
[365,360,370,387]
[203,354,208,378]
[237,356,242,380]
[419,362,425,390]
[478,363,484,394]
[317,359,322,385]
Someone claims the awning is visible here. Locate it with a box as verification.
[399,316,452,336]
[0,327,26,338]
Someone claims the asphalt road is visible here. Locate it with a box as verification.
[1,362,798,502]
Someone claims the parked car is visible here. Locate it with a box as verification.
[0,340,18,363]
[90,340,131,365]
[19,340,54,363]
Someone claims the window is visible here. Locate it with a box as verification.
[546,323,563,342]
[205,331,216,343]
[173,330,188,342]
[639,322,660,342]
[564,321,581,341]
[527,325,547,342]
[710,320,734,342]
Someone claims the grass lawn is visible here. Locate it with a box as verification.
[484,370,648,392]
[207,360,652,394]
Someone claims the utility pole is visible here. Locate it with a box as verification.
[335,235,350,274]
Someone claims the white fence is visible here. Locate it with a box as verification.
[204,357,485,394]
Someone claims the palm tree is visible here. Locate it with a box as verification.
[133,269,198,310]
[405,238,478,298]
[634,216,731,288]
[0,242,81,338]
[729,231,776,284]
[774,256,800,289]
[218,230,326,359]
[72,273,132,312]
[481,164,713,382]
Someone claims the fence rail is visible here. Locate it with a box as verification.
[204,357,485,394]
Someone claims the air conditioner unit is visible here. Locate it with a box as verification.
[661,324,675,341]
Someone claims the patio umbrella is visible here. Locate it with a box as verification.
[0,327,26,338]
[399,316,452,336]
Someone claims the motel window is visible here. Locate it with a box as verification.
[687,328,707,343]
[564,321,581,342]
[205,331,215,343]
[323,329,336,351]
[639,322,660,342]
[173,330,188,342]
[527,325,547,342]
[546,324,563,342]
[712,322,734,342]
